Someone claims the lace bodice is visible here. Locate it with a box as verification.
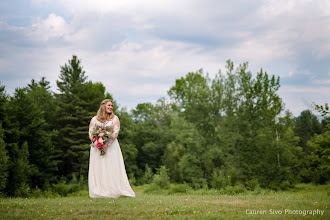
[89,115,120,143]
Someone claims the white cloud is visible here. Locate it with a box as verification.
[279,84,330,116]
[31,0,52,5]
[280,71,294,78]
[75,39,222,105]
[312,79,330,85]
[29,13,69,42]
[1,0,330,114]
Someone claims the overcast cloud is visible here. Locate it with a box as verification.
[0,0,329,115]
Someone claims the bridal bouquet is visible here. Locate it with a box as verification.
[90,124,113,156]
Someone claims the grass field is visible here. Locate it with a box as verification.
[0,184,329,219]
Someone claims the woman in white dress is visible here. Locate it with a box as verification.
[88,99,135,198]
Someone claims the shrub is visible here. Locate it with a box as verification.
[211,169,232,189]
[169,183,192,194]
[51,176,81,196]
[221,185,246,195]
[15,182,30,198]
[143,184,161,194]
[279,180,291,190]
[245,179,259,191]
[152,166,170,189]
[30,187,60,198]
[142,164,153,185]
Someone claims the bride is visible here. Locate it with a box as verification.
[88,99,135,198]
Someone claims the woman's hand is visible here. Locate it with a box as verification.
[103,142,109,151]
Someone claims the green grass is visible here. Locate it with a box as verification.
[0,184,329,219]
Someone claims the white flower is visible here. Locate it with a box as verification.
[99,138,104,143]
[99,133,105,137]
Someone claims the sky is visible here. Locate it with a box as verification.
[0,0,329,116]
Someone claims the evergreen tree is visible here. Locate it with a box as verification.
[55,55,107,178]
[0,83,6,122]
[3,85,59,194]
[0,84,9,194]
[26,78,60,187]
[13,141,31,197]
[0,123,9,194]
[294,110,322,150]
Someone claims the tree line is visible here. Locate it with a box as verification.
[0,55,329,196]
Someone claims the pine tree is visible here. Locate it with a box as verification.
[0,84,6,123]
[0,85,8,194]
[55,55,107,178]
[26,78,60,188]
[13,141,31,197]
[0,123,9,194]
[294,110,322,150]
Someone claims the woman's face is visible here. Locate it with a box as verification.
[105,101,113,114]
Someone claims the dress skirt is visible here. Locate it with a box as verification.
[88,139,135,198]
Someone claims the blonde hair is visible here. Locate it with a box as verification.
[96,99,115,122]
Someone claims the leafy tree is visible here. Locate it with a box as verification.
[306,121,330,184]
[168,69,214,181]
[132,103,165,172]
[162,116,196,183]
[313,102,329,116]
[132,103,153,122]
[117,109,138,179]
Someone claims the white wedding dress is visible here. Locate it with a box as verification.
[88,115,135,198]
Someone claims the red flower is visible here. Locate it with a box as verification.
[95,141,104,149]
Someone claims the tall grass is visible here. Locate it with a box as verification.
[0,183,329,219]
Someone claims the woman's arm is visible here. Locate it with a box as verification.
[111,115,120,141]
[89,117,96,141]
[104,116,120,150]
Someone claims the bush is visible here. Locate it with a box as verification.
[169,183,192,194]
[152,166,170,189]
[143,184,161,194]
[211,169,232,189]
[15,182,31,198]
[30,187,60,198]
[30,187,43,198]
[279,180,292,190]
[189,177,208,190]
[128,173,137,186]
[142,164,153,185]
[52,183,73,196]
[51,176,81,196]
[245,179,259,191]
[221,185,246,195]
[251,185,270,195]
